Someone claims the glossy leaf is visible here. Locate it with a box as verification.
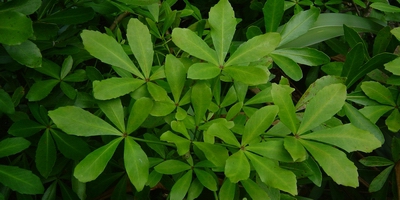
[241,179,271,200]
[127,19,153,78]
[301,124,381,153]
[160,131,190,156]
[300,139,359,187]
[155,160,191,175]
[0,137,30,158]
[208,123,240,147]
[247,140,293,162]
[93,77,145,100]
[49,106,122,136]
[225,150,249,183]
[386,109,400,132]
[169,171,192,200]
[74,137,123,182]
[36,130,56,178]
[209,0,236,64]
[242,105,279,146]
[223,65,270,85]
[270,53,302,81]
[98,98,125,133]
[272,47,330,66]
[50,129,90,161]
[4,40,42,68]
[165,55,187,102]
[0,165,44,194]
[0,89,15,114]
[284,137,307,162]
[26,80,59,101]
[361,81,396,106]
[126,97,154,134]
[297,84,346,134]
[194,169,217,191]
[369,165,394,192]
[359,156,394,167]
[271,84,299,133]
[263,0,284,32]
[172,28,219,66]
[187,63,220,80]
[191,81,212,126]
[225,33,280,67]
[0,11,33,45]
[193,142,229,168]
[124,137,149,191]
[81,30,143,78]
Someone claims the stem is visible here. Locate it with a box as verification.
[131,136,175,147]
[110,11,130,31]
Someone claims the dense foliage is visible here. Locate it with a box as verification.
[1,0,400,199]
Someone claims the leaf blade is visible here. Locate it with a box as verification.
[124,137,149,191]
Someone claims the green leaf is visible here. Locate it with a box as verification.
[191,81,212,126]
[58,179,80,200]
[219,179,236,200]
[343,103,385,144]
[155,160,191,175]
[297,84,346,134]
[385,57,400,76]
[193,142,229,169]
[172,28,219,66]
[8,119,45,137]
[242,105,279,146]
[283,137,307,162]
[225,150,249,183]
[0,0,41,15]
[225,102,243,121]
[171,121,190,139]
[26,80,59,101]
[0,89,15,114]
[127,97,154,134]
[278,7,319,46]
[194,169,217,191]
[0,137,30,158]
[165,55,187,103]
[127,18,153,79]
[223,65,270,85]
[41,7,95,24]
[391,27,400,40]
[340,43,365,81]
[187,63,221,80]
[74,137,123,182]
[150,100,176,117]
[49,106,122,136]
[0,165,44,194]
[301,124,381,153]
[271,84,299,133]
[124,137,149,191]
[187,178,203,200]
[42,181,57,200]
[0,11,33,45]
[370,2,400,12]
[300,139,359,187]
[147,82,170,101]
[169,170,192,200]
[81,30,143,78]
[4,40,42,68]
[208,123,240,147]
[98,98,125,133]
[241,179,270,200]
[208,0,236,65]
[369,165,394,192]
[263,0,284,32]
[359,156,394,167]
[225,33,280,67]
[50,129,90,161]
[245,86,273,105]
[269,53,302,81]
[36,130,56,178]
[361,81,396,106]
[93,78,145,100]
[386,109,400,132]
[373,26,392,56]
[247,140,293,162]
[60,56,73,80]
[60,82,76,99]
[245,152,297,195]
[343,25,367,50]
[160,131,190,156]
[272,47,330,66]
[116,0,159,6]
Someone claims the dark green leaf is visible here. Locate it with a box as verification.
[223,65,270,85]
[42,181,57,200]
[0,11,33,45]
[246,26,263,39]
[272,47,330,66]
[60,82,76,99]
[341,43,365,82]
[4,40,42,68]
[26,79,59,101]
[116,0,159,6]
[369,165,394,192]
[8,119,45,137]
[0,137,30,158]
[263,0,284,32]
[58,180,79,200]
[219,179,236,200]
[359,156,394,167]
[36,130,56,178]
[41,7,95,24]
[35,59,60,79]
[343,25,367,49]
[0,0,41,15]
[60,55,73,79]
[187,178,203,200]
[0,165,44,194]
[0,89,15,114]
[124,137,149,191]
[50,129,90,161]
[373,26,392,56]
[155,160,191,174]
[170,170,192,200]
[93,78,145,100]
[194,169,217,191]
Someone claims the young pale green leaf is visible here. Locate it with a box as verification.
[384,57,400,76]
[81,30,143,78]
[283,137,307,162]
[245,152,297,195]
[172,28,219,66]
[245,86,273,105]
[160,131,190,156]
[193,142,229,168]
[223,65,270,85]
[169,170,192,200]
[127,19,153,79]
[359,156,394,167]
[219,179,236,200]
[278,7,319,46]
[191,81,212,126]
[386,109,400,132]
[370,2,400,12]
[208,0,236,64]
[36,130,56,178]
[155,160,191,175]
[0,137,30,158]
[26,80,59,101]
[247,140,293,162]
[301,124,381,153]
[50,129,90,161]
[242,105,279,146]
[392,27,400,41]
[361,81,396,106]
[271,84,299,133]
[225,150,250,183]
[98,98,125,133]
[127,97,154,134]
[4,40,42,68]
[225,33,280,67]
[74,137,123,182]
[263,0,284,32]
[124,137,149,191]
[8,119,45,137]
[343,103,384,144]
[208,123,240,147]
[300,139,359,187]
[49,106,122,137]
[369,165,394,192]
[165,55,187,102]
[0,165,44,194]
[272,47,330,66]
[0,89,15,114]
[194,169,217,191]
[241,179,271,200]
[60,56,73,79]
[297,84,346,134]
[225,101,243,121]
[269,53,302,81]
[187,63,221,80]
[0,11,33,45]
[93,77,145,100]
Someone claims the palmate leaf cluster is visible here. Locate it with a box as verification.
[1,0,400,199]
